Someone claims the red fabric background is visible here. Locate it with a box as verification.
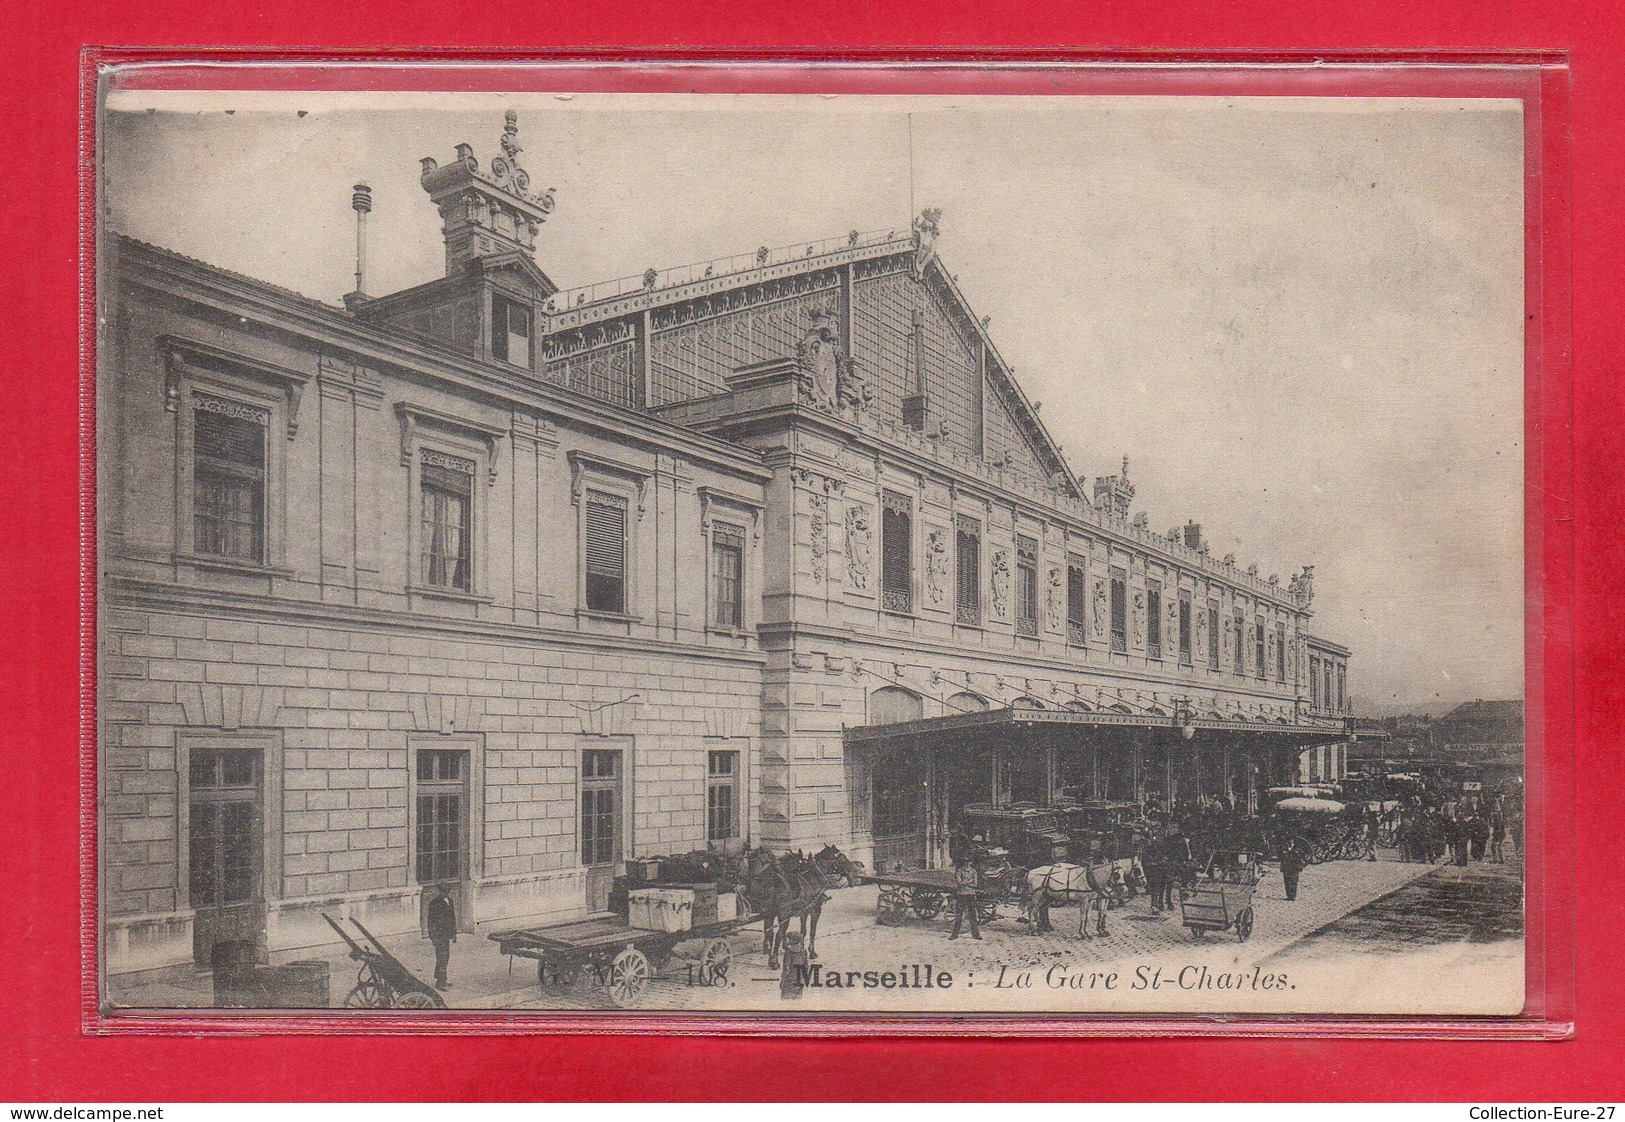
[1,6,1617,1101]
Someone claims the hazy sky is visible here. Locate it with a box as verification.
[102,91,1527,714]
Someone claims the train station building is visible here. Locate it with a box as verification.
[99,113,1355,979]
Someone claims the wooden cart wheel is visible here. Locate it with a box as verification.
[393,989,442,1009]
[911,890,945,919]
[700,938,732,985]
[342,979,389,1008]
[876,887,908,926]
[606,947,652,1008]
[977,899,1001,924]
[538,958,580,990]
[1237,907,1255,942]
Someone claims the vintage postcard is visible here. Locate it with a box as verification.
[96,83,1528,1019]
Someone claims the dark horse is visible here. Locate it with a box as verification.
[740,848,828,968]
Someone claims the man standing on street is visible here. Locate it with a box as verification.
[948,851,983,941]
[426,884,458,990]
[1279,837,1308,903]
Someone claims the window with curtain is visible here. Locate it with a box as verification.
[415,748,468,884]
[584,490,629,613]
[420,453,474,591]
[1179,594,1193,666]
[1254,619,1267,680]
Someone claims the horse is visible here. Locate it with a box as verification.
[740,848,828,968]
[812,843,864,888]
[1024,860,1125,939]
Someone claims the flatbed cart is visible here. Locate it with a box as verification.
[870,868,1003,927]
[321,912,446,1009]
[489,912,757,1008]
[1179,876,1258,941]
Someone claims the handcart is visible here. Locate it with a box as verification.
[322,912,446,1009]
[1179,875,1258,941]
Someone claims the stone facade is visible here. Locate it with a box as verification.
[100,113,1353,978]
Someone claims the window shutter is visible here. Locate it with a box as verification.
[584,493,627,579]
[881,490,912,613]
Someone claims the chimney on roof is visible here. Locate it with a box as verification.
[349,184,372,298]
[419,111,557,276]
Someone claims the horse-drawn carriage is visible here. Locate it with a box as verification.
[957,803,1071,869]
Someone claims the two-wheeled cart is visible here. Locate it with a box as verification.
[322,912,446,1009]
[489,911,758,1008]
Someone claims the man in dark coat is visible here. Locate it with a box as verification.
[947,852,983,940]
[425,884,458,990]
[1278,837,1308,902]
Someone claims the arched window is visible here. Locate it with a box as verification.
[1010,696,1046,711]
[1063,699,1094,713]
[868,686,925,727]
[946,691,990,713]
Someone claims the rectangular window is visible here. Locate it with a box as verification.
[1179,594,1193,666]
[1337,664,1347,713]
[706,750,740,844]
[881,491,913,614]
[420,454,474,591]
[1015,535,1038,637]
[1110,569,1128,653]
[1207,605,1220,668]
[415,749,468,884]
[188,746,261,909]
[1234,611,1247,675]
[1311,656,1322,709]
[584,490,629,614]
[492,295,532,368]
[711,525,744,629]
[1275,625,1288,683]
[954,516,981,626]
[1254,620,1267,680]
[1066,559,1087,647]
[581,749,623,866]
[193,402,267,563]
[1146,581,1163,660]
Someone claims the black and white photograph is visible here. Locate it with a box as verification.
[95,86,1528,1018]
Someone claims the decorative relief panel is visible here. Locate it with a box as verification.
[1132,589,1147,648]
[807,492,828,583]
[1092,577,1108,642]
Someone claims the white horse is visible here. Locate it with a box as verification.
[1025,861,1125,939]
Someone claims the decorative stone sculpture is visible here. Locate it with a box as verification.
[1288,565,1316,607]
[925,528,949,606]
[990,549,1011,619]
[795,307,842,412]
[1092,578,1108,641]
[845,504,872,591]
[1132,590,1147,646]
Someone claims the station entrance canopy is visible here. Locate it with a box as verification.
[843,706,1352,872]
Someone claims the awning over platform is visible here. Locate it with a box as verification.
[844,705,1352,746]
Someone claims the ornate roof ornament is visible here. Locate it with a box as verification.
[419,112,557,276]
[912,207,942,277]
